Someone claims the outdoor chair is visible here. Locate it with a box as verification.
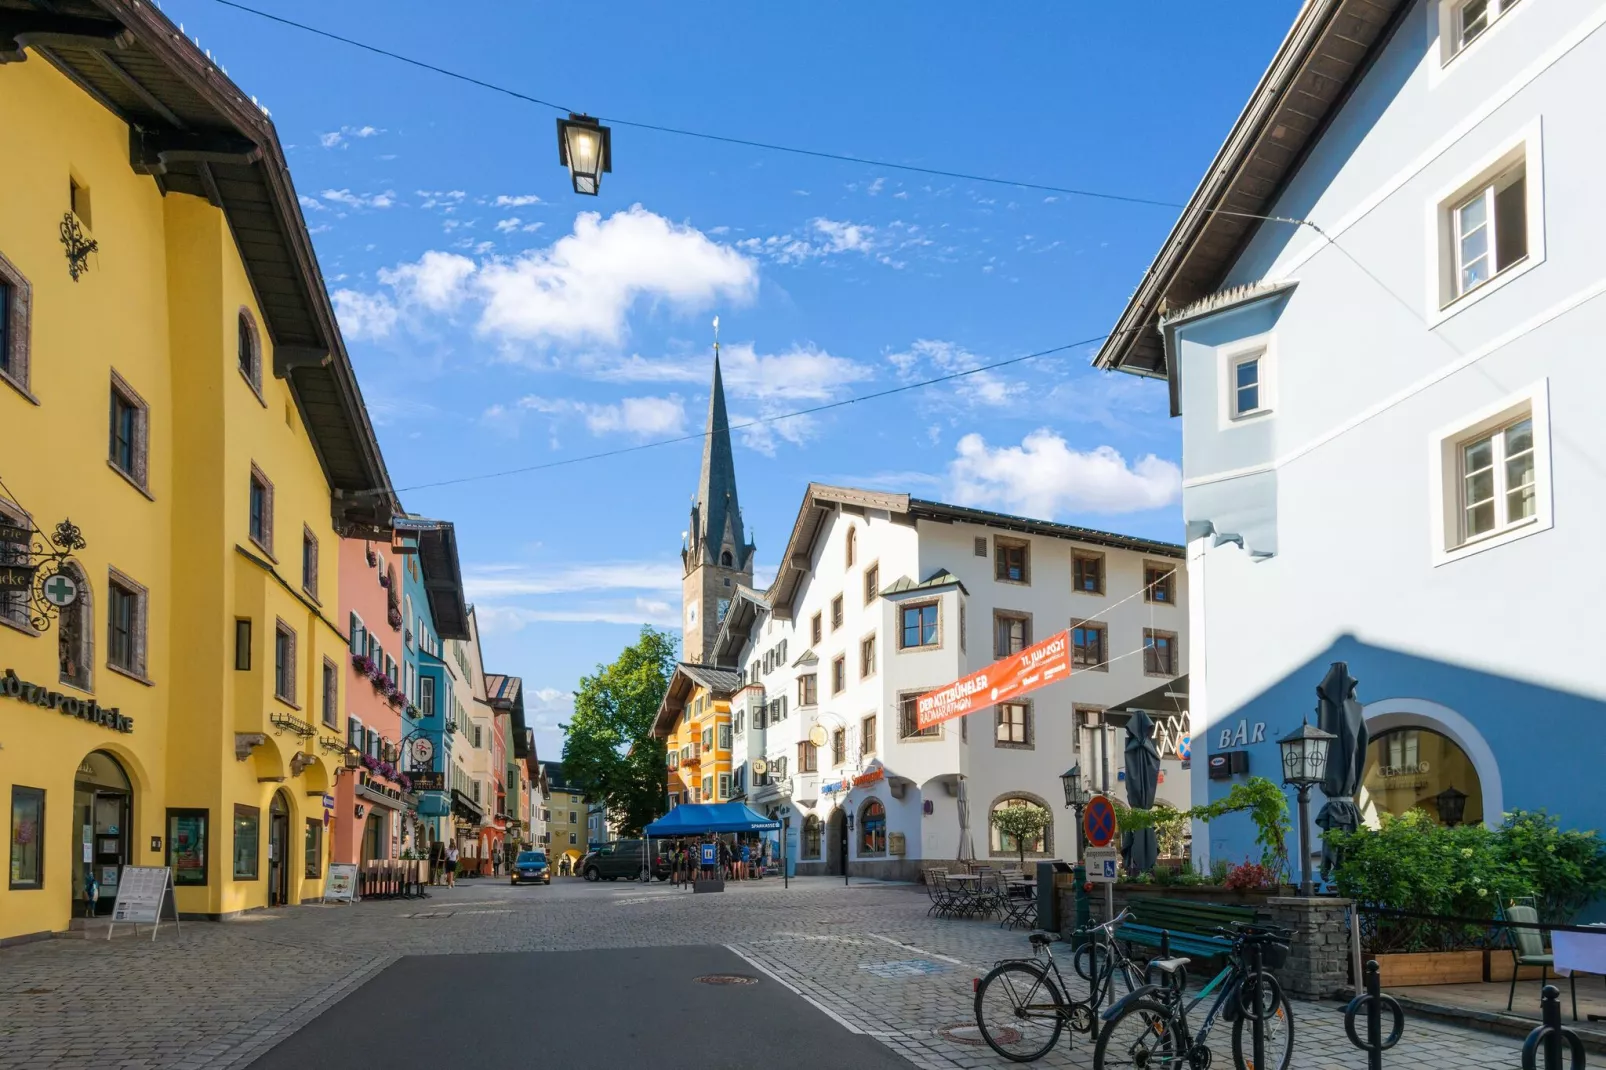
[1000,879,1036,930]
[1502,903,1578,1020]
[924,870,956,918]
[942,873,982,918]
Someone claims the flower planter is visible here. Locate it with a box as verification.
[1484,952,1548,983]
[1372,950,1485,987]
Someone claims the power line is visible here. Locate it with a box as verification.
[387,333,1115,495]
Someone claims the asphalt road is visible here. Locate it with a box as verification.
[244,943,911,1070]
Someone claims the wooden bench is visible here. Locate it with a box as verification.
[1117,896,1260,960]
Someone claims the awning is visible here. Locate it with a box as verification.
[644,803,780,836]
[357,783,404,812]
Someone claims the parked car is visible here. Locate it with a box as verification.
[511,850,550,885]
[579,839,670,882]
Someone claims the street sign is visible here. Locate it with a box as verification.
[1083,794,1118,849]
[410,737,434,764]
[1085,847,1120,884]
[41,570,78,607]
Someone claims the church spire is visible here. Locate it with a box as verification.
[692,319,746,569]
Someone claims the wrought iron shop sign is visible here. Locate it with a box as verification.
[0,516,89,633]
[2,669,133,732]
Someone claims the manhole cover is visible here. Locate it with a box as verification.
[939,1022,1012,1047]
[694,974,758,985]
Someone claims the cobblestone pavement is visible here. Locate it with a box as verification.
[0,876,1526,1070]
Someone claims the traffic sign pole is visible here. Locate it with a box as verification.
[1083,796,1120,922]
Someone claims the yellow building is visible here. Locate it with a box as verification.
[538,760,588,869]
[1,3,397,942]
[654,665,743,808]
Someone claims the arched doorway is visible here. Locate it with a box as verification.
[268,792,291,906]
[827,809,847,876]
[73,751,131,917]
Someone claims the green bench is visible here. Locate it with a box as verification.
[1117,896,1261,959]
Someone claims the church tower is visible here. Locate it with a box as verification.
[681,331,755,664]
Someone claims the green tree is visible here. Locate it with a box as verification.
[990,802,1052,866]
[561,627,677,837]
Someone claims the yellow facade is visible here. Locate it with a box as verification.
[665,685,732,806]
[1,32,388,941]
[548,788,588,864]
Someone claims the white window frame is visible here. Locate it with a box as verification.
[1428,378,1552,566]
[1216,333,1274,428]
[1431,0,1531,73]
[1427,120,1545,325]
[717,773,731,800]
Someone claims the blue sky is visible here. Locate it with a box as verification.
[166,0,1299,757]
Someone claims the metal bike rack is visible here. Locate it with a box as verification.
[1521,985,1587,1070]
[1344,960,1405,1070]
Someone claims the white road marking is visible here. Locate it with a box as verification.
[723,944,904,1039]
[867,932,971,967]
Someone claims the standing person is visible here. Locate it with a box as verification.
[490,843,501,878]
[699,839,716,883]
[718,837,733,881]
[428,838,445,886]
[444,842,460,888]
[739,839,751,881]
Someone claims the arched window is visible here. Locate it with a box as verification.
[802,815,822,859]
[1362,727,1485,827]
[859,798,887,855]
[57,562,93,691]
[989,795,1052,857]
[721,549,733,567]
[845,526,856,568]
[237,309,261,390]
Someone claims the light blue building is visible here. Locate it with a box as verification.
[392,518,470,850]
[1096,0,1606,873]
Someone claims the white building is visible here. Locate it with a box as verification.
[710,484,1191,881]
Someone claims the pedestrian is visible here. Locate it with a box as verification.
[717,837,732,881]
[699,839,716,882]
[493,844,503,877]
[444,842,460,887]
[739,839,751,880]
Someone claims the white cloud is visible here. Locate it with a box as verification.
[583,395,687,438]
[947,430,1181,517]
[867,177,885,196]
[321,188,396,209]
[495,217,523,233]
[888,339,1022,408]
[332,289,399,340]
[319,125,382,149]
[738,217,878,264]
[377,250,477,311]
[590,343,874,405]
[494,194,542,207]
[298,194,324,212]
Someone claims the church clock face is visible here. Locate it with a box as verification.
[686,603,698,627]
[717,598,730,623]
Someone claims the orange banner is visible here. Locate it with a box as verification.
[915,630,1072,731]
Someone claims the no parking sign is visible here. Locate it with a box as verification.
[1083,795,1118,849]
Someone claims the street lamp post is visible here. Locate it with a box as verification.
[844,811,856,888]
[1278,720,1336,897]
[556,113,612,195]
[1060,764,1091,863]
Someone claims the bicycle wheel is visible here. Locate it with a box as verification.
[1231,975,1294,1070]
[1093,999,1180,1070]
[973,961,1067,1062]
[1073,940,1107,983]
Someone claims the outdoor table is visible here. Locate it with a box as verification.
[1553,924,1606,1022]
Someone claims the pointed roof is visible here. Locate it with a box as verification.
[694,354,746,564]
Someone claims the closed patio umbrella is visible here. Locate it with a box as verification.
[1122,710,1161,875]
[956,776,975,862]
[1314,661,1367,879]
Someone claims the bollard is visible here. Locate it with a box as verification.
[1072,864,1090,950]
[1250,941,1266,1070]
[1344,960,1404,1070]
[1520,985,1586,1070]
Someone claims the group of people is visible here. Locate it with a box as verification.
[666,836,771,887]
[426,840,461,887]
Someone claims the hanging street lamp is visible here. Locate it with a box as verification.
[1434,785,1468,828]
[556,113,612,195]
[1278,719,1336,896]
[1060,764,1091,861]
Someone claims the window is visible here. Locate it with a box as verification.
[105,570,147,679]
[9,786,44,890]
[474,724,484,749]
[797,740,818,773]
[385,655,398,686]
[1144,629,1178,676]
[569,811,577,825]
[900,602,939,649]
[832,727,846,766]
[569,832,577,845]
[863,562,879,604]
[859,799,887,855]
[973,536,987,557]
[0,506,31,630]
[994,611,1031,658]
[861,714,877,755]
[702,776,713,799]
[1459,414,1535,544]
[717,774,731,800]
[1434,386,1551,561]
[1072,621,1107,670]
[238,309,261,391]
[1434,130,1541,317]
[248,465,273,555]
[304,818,322,878]
[996,702,1032,748]
[1072,552,1104,595]
[995,536,1030,584]
[900,693,938,739]
[0,251,32,394]
[420,675,436,717]
[274,620,296,703]
[802,815,822,859]
[302,528,319,601]
[57,563,91,691]
[234,619,252,671]
[845,526,856,568]
[830,595,844,631]
[108,372,149,490]
[720,549,733,567]
[702,726,714,752]
[321,658,339,729]
[734,710,744,735]
[1452,163,1525,300]
[991,797,1050,857]
[233,804,260,880]
[718,723,732,751]
[811,613,822,646]
[1144,564,1177,604]
[859,633,876,679]
[798,674,817,706]
[348,612,364,656]
[831,655,846,695]
[167,808,208,886]
[1449,0,1522,57]
[70,175,92,229]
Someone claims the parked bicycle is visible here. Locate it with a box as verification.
[972,908,1141,1062]
[1092,921,1296,1070]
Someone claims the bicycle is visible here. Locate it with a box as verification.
[972,908,1142,1062]
[1092,922,1296,1070]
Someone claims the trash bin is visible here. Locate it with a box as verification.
[1035,860,1074,932]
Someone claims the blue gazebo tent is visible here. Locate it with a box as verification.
[644,802,780,836]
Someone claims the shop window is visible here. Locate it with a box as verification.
[0,250,33,396]
[167,808,208,886]
[304,818,322,878]
[990,796,1051,856]
[859,798,887,855]
[802,815,822,859]
[108,371,149,492]
[57,562,92,691]
[105,568,148,680]
[9,786,45,890]
[233,804,260,880]
[1073,551,1105,595]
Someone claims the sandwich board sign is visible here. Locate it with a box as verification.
[325,863,359,903]
[108,865,179,941]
